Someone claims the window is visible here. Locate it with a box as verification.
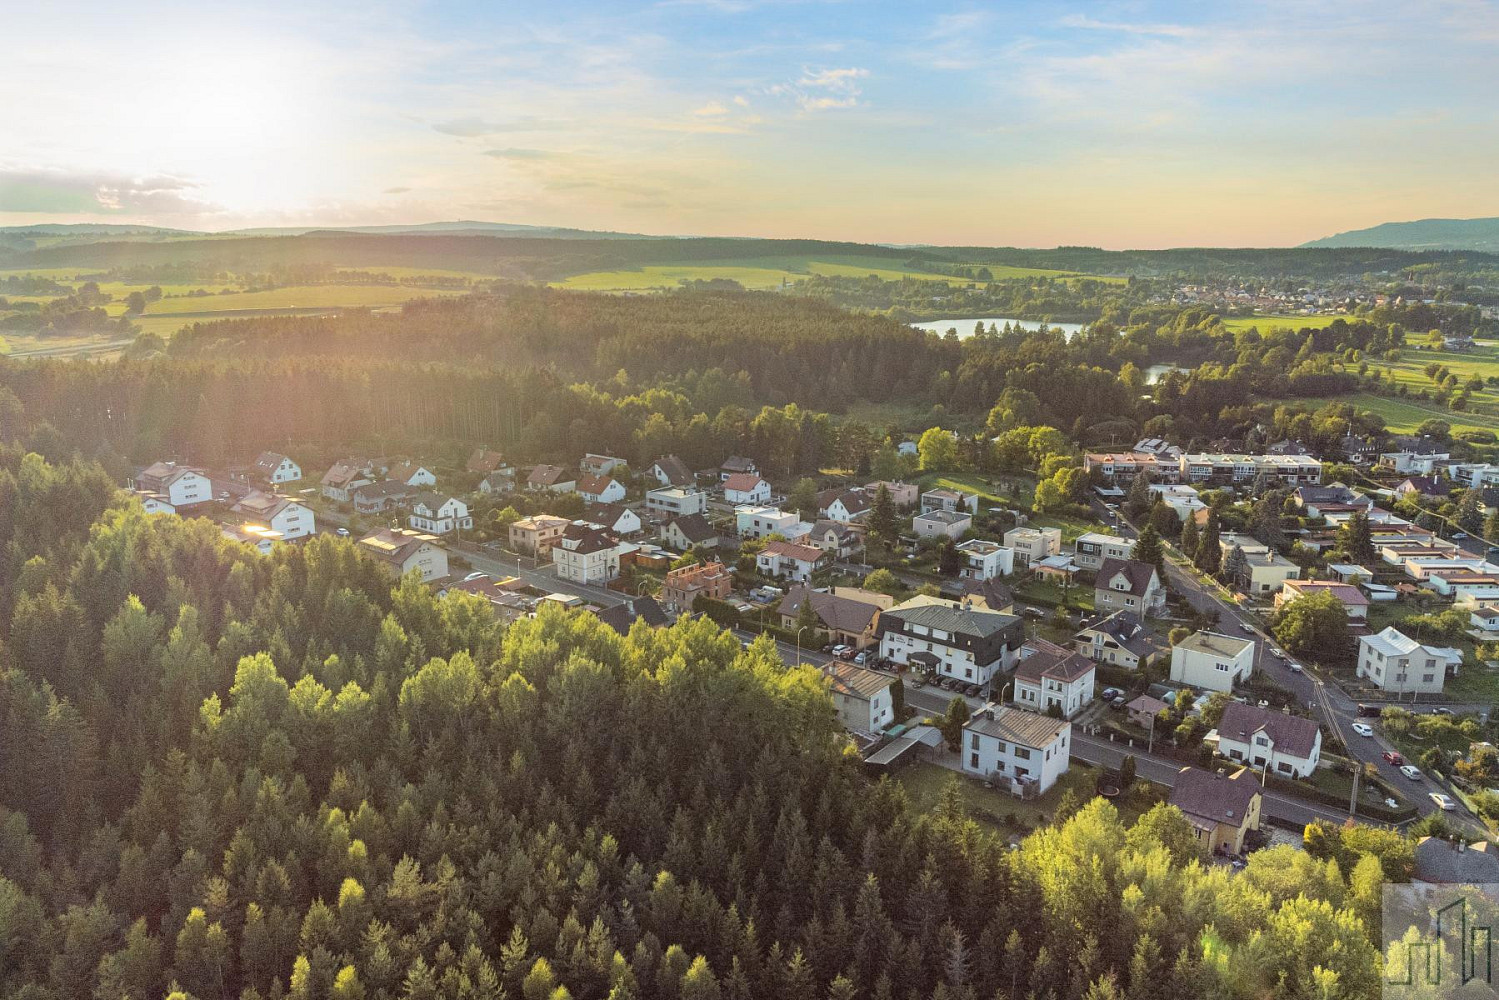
[969,752,978,768]
[1423,674,1435,683]
[971,733,979,750]
[1015,747,1031,760]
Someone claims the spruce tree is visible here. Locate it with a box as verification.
[1130,525,1164,573]
[1194,512,1222,575]
[868,483,900,548]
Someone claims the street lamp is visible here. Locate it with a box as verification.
[796,625,813,667]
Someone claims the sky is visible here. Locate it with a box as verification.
[2,0,1497,248]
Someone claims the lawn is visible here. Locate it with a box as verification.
[915,471,1033,507]
[1275,391,1499,435]
[1217,314,1347,333]
[894,758,1158,835]
[1015,576,1095,611]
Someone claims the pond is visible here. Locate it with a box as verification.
[910,316,1087,340]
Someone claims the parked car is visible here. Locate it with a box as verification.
[1269,647,1286,659]
[1102,687,1123,701]
[1400,764,1422,780]
[1382,751,1404,765]
[854,651,867,665]
[1357,703,1383,718]
[1351,722,1374,737]
[1432,707,1454,716]
[1430,792,1456,811]
[1239,622,1255,634]
[336,527,350,537]
[1022,607,1044,619]
[1287,662,1303,673]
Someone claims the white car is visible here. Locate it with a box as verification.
[1269,647,1286,659]
[1400,764,1422,780]
[1430,792,1456,811]
[1288,662,1303,673]
[1239,622,1255,634]
[1351,722,1374,737]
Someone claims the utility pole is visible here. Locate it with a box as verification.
[1348,763,1360,818]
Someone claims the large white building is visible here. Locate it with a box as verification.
[552,522,627,585]
[1169,631,1255,692]
[646,486,708,518]
[231,492,316,539]
[253,451,302,485]
[132,461,213,512]
[961,706,1071,796]
[875,599,1023,686]
[737,505,803,540]
[825,662,895,735]
[1357,626,1455,696]
[1004,526,1063,566]
[1011,639,1096,719]
[358,528,449,583]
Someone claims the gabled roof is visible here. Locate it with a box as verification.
[1360,625,1425,657]
[666,513,718,543]
[650,454,695,486]
[353,479,417,501]
[721,455,757,473]
[1281,579,1369,607]
[231,491,297,519]
[593,597,668,635]
[1076,610,1163,658]
[1014,643,1095,684]
[723,472,768,493]
[321,459,372,487]
[557,521,619,555]
[528,464,570,486]
[1397,475,1449,496]
[1169,767,1259,828]
[778,585,881,634]
[576,473,618,495]
[1096,558,1158,597]
[1218,702,1320,759]
[965,706,1068,749]
[358,527,441,565]
[954,576,1014,609]
[825,662,892,701]
[761,539,825,563]
[810,518,854,540]
[831,490,870,514]
[410,491,460,512]
[1414,837,1499,884]
[881,601,1020,640]
[254,451,292,473]
[585,502,634,528]
[466,448,507,474]
[1125,694,1169,716]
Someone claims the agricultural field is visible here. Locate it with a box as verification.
[1338,392,1499,435]
[1217,313,1346,333]
[552,254,1112,292]
[111,283,466,318]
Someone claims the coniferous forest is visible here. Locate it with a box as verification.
[0,442,1385,1000]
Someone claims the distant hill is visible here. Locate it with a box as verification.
[1302,217,1499,252]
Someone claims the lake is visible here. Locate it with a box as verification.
[910,316,1087,339]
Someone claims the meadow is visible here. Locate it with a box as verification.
[1217,313,1346,333]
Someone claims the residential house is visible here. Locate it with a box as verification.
[253,451,302,485]
[723,473,772,506]
[735,505,803,540]
[466,448,509,475]
[1133,437,1182,458]
[592,597,669,635]
[914,509,972,541]
[321,459,375,503]
[1470,605,1499,635]
[1073,531,1132,572]
[132,461,212,512]
[509,514,571,558]
[952,577,1015,614]
[1012,639,1096,719]
[1379,436,1450,475]
[358,528,448,582]
[1126,695,1170,729]
[1219,533,1301,595]
[1275,579,1369,621]
[552,522,625,585]
[1073,611,1164,671]
[647,455,696,487]
[1093,558,1166,616]
[864,481,918,506]
[778,586,883,649]
[442,575,530,625]
[806,519,861,559]
[527,464,576,493]
[660,513,719,552]
[1170,631,1255,692]
[719,455,758,481]
[352,479,417,515]
[645,485,707,518]
[477,469,515,494]
[387,462,437,487]
[961,706,1071,796]
[756,540,825,582]
[1338,435,1382,466]
[1357,626,1452,696]
[1266,439,1312,457]
[825,662,895,735]
[824,489,871,523]
[231,492,315,539]
[1004,526,1063,566]
[920,488,978,515]
[1294,484,1373,517]
[580,454,626,477]
[1413,837,1499,885]
[1395,475,1450,500]
[1168,767,1261,855]
[1177,453,1323,488]
[1215,702,1322,778]
[1149,484,1207,521]
[585,502,641,537]
[576,474,626,504]
[661,560,733,609]
[956,538,1014,580]
[408,493,473,535]
[876,599,1023,685]
[221,523,282,554]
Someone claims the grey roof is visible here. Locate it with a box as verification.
[651,454,695,486]
[965,706,1068,748]
[1414,837,1499,884]
[1014,644,1095,684]
[916,509,971,525]
[354,479,417,501]
[1217,702,1320,759]
[593,597,668,635]
[1168,767,1259,826]
[953,577,1014,608]
[667,513,718,543]
[778,586,881,634]
[882,602,1019,638]
[1078,610,1163,658]
[1096,558,1158,598]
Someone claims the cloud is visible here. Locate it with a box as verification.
[483,147,563,160]
[693,100,729,117]
[383,186,411,194]
[733,95,750,107]
[432,116,564,137]
[0,167,219,215]
[799,66,868,91]
[1059,14,1201,39]
[769,65,869,112]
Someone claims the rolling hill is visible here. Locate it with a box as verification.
[1302,216,1499,252]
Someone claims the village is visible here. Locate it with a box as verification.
[119,426,1499,882]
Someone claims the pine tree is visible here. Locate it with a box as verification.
[1179,513,1200,564]
[1343,510,1375,563]
[868,483,900,548]
[1193,512,1221,574]
[1123,473,1153,521]
[1222,544,1248,587]
[1130,525,1164,573]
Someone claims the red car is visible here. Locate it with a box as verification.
[1382,751,1404,765]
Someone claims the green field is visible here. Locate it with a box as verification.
[1330,392,1499,434]
[114,283,466,317]
[553,255,1116,292]
[1218,313,1346,333]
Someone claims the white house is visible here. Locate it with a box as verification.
[580,454,626,477]
[231,492,315,540]
[1004,526,1063,566]
[956,538,1015,580]
[358,528,449,583]
[962,706,1071,796]
[253,451,302,485]
[875,599,1023,686]
[825,662,894,734]
[647,455,696,487]
[920,488,978,515]
[1357,626,1454,696]
[756,540,824,582]
[526,465,576,493]
[736,505,803,540]
[388,462,437,487]
[723,473,772,506]
[133,462,212,511]
[1471,605,1499,635]
[646,486,708,518]
[320,459,374,503]
[1093,558,1166,616]
[408,493,473,535]
[1072,532,1132,572]
[552,522,626,585]
[1149,484,1207,521]
[221,523,282,554]
[477,470,515,494]
[585,503,642,537]
[1215,702,1322,778]
[824,490,871,523]
[1012,639,1096,719]
[914,509,972,541]
[576,474,626,505]
[1169,631,1255,692]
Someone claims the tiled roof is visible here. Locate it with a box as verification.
[778,586,881,634]
[762,540,824,563]
[1014,642,1095,684]
[1096,558,1158,597]
[965,706,1068,748]
[651,455,695,485]
[667,513,718,543]
[1218,702,1320,759]
[723,472,767,493]
[825,662,892,700]
[883,601,1019,639]
[1168,767,1259,826]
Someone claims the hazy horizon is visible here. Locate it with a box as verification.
[4,0,1498,249]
